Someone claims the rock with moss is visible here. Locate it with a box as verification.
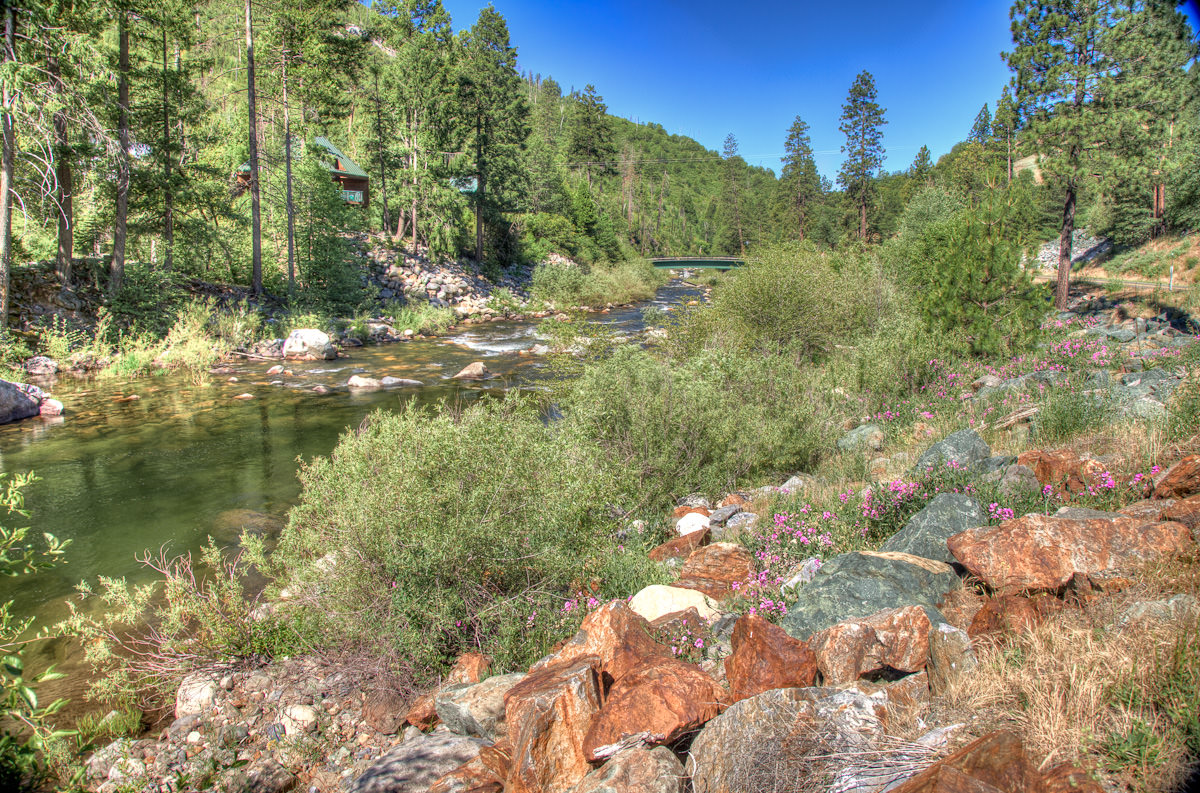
[879,493,984,564]
[914,429,991,472]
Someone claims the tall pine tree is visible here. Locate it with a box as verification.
[779,115,821,241]
[837,71,886,241]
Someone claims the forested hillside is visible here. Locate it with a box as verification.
[1,0,1197,319]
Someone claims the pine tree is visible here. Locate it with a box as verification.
[1005,0,1193,308]
[718,132,744,254]
[910,145,933,186]
[837,70,886,241]
[568,84,615,191]
[779,115,821,241]
[969,103,992,145]
[992,87,1018,183]
[457,5,528,263]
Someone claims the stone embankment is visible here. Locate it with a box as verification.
[83,421,1200,793]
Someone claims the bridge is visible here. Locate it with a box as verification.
[649,256,745,269]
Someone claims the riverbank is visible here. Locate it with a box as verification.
[58,247,1200,793]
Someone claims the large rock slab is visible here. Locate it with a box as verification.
[879,493,984,564]
[349,731,488,793]
[532,601,669,685]
[947,514,1194,594]
[628,585,720,623]
[568,746,684,793]
[686,686,886,793]
[282,329,336,360]
[724,614,817,704]
[437,673,526,741]
[427,754,504,793]
[887,731,1101,793]
[582,658,724,762]
[780,552,957,642]
[504,657,602,793]
[915,429,991,472]
[673,542,754,599]
[808,605,939,685]
[0,379,42,425]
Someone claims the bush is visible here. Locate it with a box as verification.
[675,242,873,360]
[563,345,830,504]
[1033,387,1114,443]
[274,396,655,673]
[907,186,1050,357]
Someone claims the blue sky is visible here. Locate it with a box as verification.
[439,0,1200,180]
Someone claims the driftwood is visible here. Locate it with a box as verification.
[976,406,1040,433]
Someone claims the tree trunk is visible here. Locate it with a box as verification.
[859,199,867,241]
[283,51,296,296]
[161,26,174,272]
[49,53,73,284]
[373,72,391,234]
[110,12,131,295]
[474,173,484,263]
[0,8,13,330]
[1055,177,1076,311]
[246,0,262,296]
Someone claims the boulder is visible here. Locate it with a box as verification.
[225,758,296,793]
[280,704,317,735]
[915,429,991,472]
[672,504,710,519]
[780,552,957,642]
[808,605,938,685]
[282,329,336,360]
[838,424,885,453]
[647,532,707,563]
[437,673,526,741]
[673,542,754,599]
[405,694,439,730]
[504,657,603,793]
[24,356,58,376]
[675,511,710,537]
[926,622,975,695]
[347,374,383,389]
[534,601,668,685]
[1162,494,1200,534]
[1117,499,1174,521]
[628,585,721,624]
[724,614,818,703]
[886,731,1101,793]
[452,362,491,380]
[363,690,407,735]
[381,377,424,387]
[1016,449,1108,497]
[568,746,684,793]
[39,398,64,417]
[582,658,725,762]
[879,493,984,565]
[349,731,488,793]
[706,504,743,526]
[0,379,42,425]
[175,673,219,719]
[1153,455,1200,499]
[947,514,1193,594]
[427,755,504,793]
[685,686,885,793]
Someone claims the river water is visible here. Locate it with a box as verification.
[0,279,703,708]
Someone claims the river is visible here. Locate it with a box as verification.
[0,279,703,712]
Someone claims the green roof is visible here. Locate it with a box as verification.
[236,137,368,180]
[313,137,368,178]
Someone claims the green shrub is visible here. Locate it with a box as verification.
[675,242,872,360]
[275,396,652,673]
[563,345,830,504]
[108,264,184,336]
[1033,388,1114,443]
[531,259,588,305]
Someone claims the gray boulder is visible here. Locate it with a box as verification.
[570,746,684,793]
[381,377,424,388]
[282,329,336,360]
[435,673,525,741]
[24,356,58,376]
[348,730,488,793]
[0,380,42,425]
[879,493,984,564]
[686,686,887,793]
[781,551,957,642]
[707,504,743,526]
[838,424,884,454]
[914,429,991,472]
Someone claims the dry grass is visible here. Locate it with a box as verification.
[945,553,1200,792]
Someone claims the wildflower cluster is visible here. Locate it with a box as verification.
[649,611,712,663]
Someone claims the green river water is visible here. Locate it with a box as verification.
[0,280,702,714]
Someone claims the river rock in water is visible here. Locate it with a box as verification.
[283,329,337,361]
[211,509,285,544]
[0,379,44,425]
[452,362,491,380]
[24,356,59,376]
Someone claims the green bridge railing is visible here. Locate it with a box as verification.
[649,257,744,269]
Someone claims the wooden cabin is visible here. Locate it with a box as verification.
[235,137,369,208]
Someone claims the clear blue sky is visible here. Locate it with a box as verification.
[438,0,1200,180]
